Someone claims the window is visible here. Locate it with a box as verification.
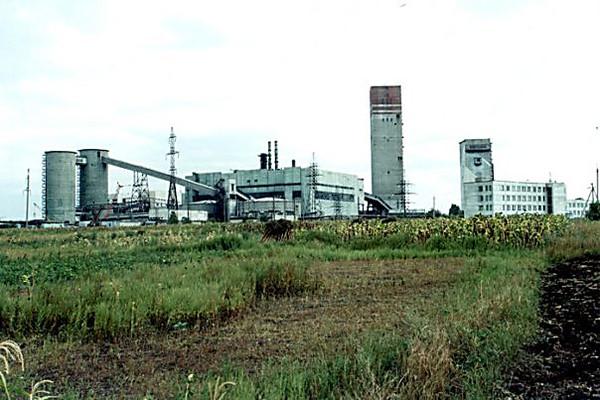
[512,195,516,201]
[512,205,516,211]
[479,195,484,202]
[474,157,482,166]
[478,186,483,192]
[527,187,531,192]
[479,205,484,211]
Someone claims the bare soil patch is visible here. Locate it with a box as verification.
[504,256,600,399]
[27,257,464,398]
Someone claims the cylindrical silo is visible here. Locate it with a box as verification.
[44,151,77,224]
[79,149,109,210]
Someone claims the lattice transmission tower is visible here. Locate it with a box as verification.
[167,127,179,211]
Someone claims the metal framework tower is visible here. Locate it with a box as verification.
[305,153,321,218]
[167,127,179,211]
[131,171,150,212]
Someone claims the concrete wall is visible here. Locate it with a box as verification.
[370,86,404,210]
[567,198,588,218]
[459,139,494,211]
[187,166,364,219]
[550,182,567,215]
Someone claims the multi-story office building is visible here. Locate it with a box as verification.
[460,139,567,217]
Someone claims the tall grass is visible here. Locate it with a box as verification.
[0,257,318,340]
[182,254,544,399]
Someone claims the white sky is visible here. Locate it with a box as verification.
[1,0,600,219]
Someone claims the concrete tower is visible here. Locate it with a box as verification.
[459,139,494,211]
[79,149,109,210]
[44,151,77,223]
[370,86,404,209]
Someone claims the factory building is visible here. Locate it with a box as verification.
[41,143,365,225]
[370,86,407,212]
[186,142,364,220]
[460,139,567,217]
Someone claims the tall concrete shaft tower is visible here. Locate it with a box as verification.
[370,86,404,210]
[459,139,494,212]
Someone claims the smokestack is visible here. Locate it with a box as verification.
[292,159,296,168]
[274,140,279,170]
[267,141,272,170]
[259,153,268,170]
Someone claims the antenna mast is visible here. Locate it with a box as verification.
[167,127,179,211]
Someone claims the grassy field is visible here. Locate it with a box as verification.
[0,216,594,399]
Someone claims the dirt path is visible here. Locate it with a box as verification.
[29,257,464,398]
[504,256,600,399]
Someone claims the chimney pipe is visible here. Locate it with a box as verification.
[267,141,272,170]
[274,140,279,170]
[259,153,268,170]
[292,159,296,168]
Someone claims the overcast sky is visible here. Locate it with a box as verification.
[1,0,600,220]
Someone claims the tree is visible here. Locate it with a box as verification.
[448,204,463,218]
[425,209,443,218]
[168,211,179,225]
[587,202,600,221]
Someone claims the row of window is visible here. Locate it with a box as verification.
[501,195,546,202]
[568,202,586,209]
[503,204,546,212]
[478,195,547,203]
[477,204,548,212]
[315,191,355,203]
[478,184,548,193]
[498,184,545,193]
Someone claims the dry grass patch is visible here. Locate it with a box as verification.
[26,257,464,399]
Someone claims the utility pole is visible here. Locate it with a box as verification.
[596,166,600,203]
[24,169,31,227]
[595,127,599,203]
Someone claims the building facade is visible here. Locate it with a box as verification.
[186,166,364,219]
[460,139,567,217]
[370,86,405,211]
[567,198,589,218]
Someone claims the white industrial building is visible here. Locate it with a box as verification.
[460,139,567,217]
[186,157,364,220]
[566,198,589,218]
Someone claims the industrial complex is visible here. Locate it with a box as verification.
[37,86,410,226]
[6,85,590,228]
